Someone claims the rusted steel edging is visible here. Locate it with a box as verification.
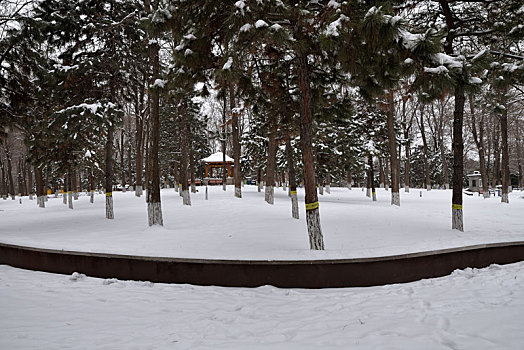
[1,241,523,288]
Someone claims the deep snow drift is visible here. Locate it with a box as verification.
[1,186,523,260]
[1,262,523,349]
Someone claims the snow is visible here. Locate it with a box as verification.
[1,261,523,348]
[255,19,269,29]
[424,66,449,74]
[240,23,252,32]
[222,57,233,70]
[469,77,482,84]
[152,79,167,88]
[202,151,234,163]
[1,187,523,261]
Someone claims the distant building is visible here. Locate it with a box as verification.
[467,171,482,192]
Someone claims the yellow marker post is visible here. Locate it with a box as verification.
[305,201,319,211]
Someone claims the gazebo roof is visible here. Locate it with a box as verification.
[202,152,234,163]
[467,171,481,177]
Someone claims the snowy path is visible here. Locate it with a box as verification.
[1,186,523,260]
[1,263,523,349]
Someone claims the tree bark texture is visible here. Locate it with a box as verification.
[230,87,242,198]
[105,125,114,219]
[285,137,299,219]
[451,83,465,231]
[500,107,510,203]
[386,91,400,206]
[265,114,277,205]
[298,54,324,250]
[179,106,191,206]
[470,97,489,198]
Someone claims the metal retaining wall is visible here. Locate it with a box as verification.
[1,241,523,288]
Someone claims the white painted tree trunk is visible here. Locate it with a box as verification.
[501,193,509,203]
[181,189,191,206]
[326,185,330,194]
[179,185,183,197]
[37,196,45,208]
[90,190,94,203]
[306,209,324,250]
[483,191,490,199]
[291,193,299,219]
[385,183,389,191]
[427,184,431,191]
[174,184,179,192]
[29,194,33,200]
[68,192,73,209]
[106,195,114,219]
[443,184,449,190]
[366,188,371,197]
[205,186,208,200]
[452,208,463,231]
[265,186,274,205]
[45,195,48,201]
[379,182,384,188]
[391,192,400,206]
[147,201,163,226]
[283,182,287,191]
[122,187,127,193]
[405,186,410,193]
[319,186,324,195]
[191,183,196,193]
[74,191,79,200]
[63,192,67,205]
[372,191,377,201]
[222,182,226,191]
[235,186,242,198]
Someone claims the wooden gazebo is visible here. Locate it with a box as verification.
[202,152,234,178]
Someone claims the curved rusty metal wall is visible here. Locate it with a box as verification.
[1,241,523,288]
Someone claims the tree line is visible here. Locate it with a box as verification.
[1,0,523,249]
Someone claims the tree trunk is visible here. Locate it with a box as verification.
[105,125,114,219]
[68,173,74,210]
[1,162,7,199]
[222,94,227,192]
[5,146,15,199]
[492,123,501,188]
[89,167,95,203]
[369,155,376,201]
[230,87,242,198]
[451,83,465,231]
[378,157,385,188]
[120,131,127,193]
[285,137,299,219]
[470,96,489,198]
[189,141,196,194]
[346,169,352,190]
[265,114,277,205]
[419,105,431,191]
[257,166,262,192]
[135,96,144,197]
[63,175,67,205]
[147,16,163,224]
[404,129,410,193]
[35,166,45,208]
[298,54,324,250]
[500,106,510,203]
[386,91,400,206]
[179,106,191,206]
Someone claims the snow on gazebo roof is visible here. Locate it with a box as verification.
[201,152,234,163]
[467,171,481,177]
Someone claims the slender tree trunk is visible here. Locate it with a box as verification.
[516,118,523,190]
[72,169,79,200]
[173,162,179,192]
[404,129,410,193]
[285,137,299,219]
[369,155,376,201]
[189,140,196,194]
[35,166,45,208]
[257,166,262,192]
[230,87,242,198]
[386,91,400,205]
[135,100,144,197]
[68,173,73,210]
[120,132,127,193]
[265,114,277,205]
[378,157,384,188]
[346,169,352,190]
[298,54,324,250]
[5,147,15,199]
[63,175,67,205]
[105,126,114,219]
[179,106,191,206]
[470,97,489,198]
[500,106,510,203]
[326,171,331,194]
[147,18,163,224]
[89,167,94,203]
[1,162,6,199]
[493,123,501,188]
[451,83,465,231]
[419,105,431,191]
[222,94,227,192]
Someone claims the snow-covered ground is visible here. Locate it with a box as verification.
[1,262,523,349]
[1,186,523,260]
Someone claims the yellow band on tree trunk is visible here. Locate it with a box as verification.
[305,201,319,211]
[106,192,112,196]
[452,204,462,210]
[290,191,297,195]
